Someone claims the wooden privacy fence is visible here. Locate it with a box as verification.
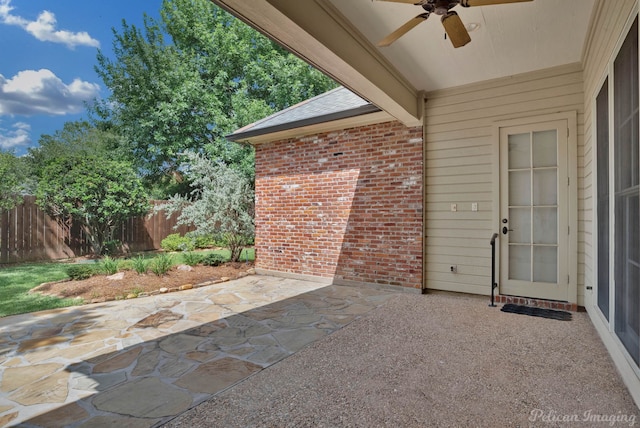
[0,197,194,264]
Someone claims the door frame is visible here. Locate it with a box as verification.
[492,112,578,304]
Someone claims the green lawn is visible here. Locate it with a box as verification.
[0,248,255,318]
[0,263,82,317]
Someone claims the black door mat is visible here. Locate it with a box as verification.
[500,303,572,321]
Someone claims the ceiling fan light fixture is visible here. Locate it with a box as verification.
[441,11,471,47]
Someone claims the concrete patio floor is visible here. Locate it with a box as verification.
[168,290,640,428]
[0,274,638,427]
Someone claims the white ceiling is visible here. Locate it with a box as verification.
[328,0,596,92]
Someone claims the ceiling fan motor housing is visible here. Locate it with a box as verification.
[422,0,460,15]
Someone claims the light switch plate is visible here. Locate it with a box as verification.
[471,203,478,212]
[451,203,457,212]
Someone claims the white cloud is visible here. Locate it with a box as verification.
[0,69,100,116]
[0,121,31,149]
[0,0,99,49]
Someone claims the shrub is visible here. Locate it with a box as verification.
[131,256,148,275]
[182,251,202,266]
[186,232,217,249]
[66,264,99,280]
[150,254,173,276]
[35,155,149,256]
[160,233,195,252]
[156,152,254,262]
[100,256,120,275]
[101,240,122,256]
[201,253,226,267]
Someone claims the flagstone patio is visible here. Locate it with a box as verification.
[0,275,400,427]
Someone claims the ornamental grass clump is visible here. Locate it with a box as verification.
[150,254,173,276]
[100,256,119,275]
[182,251,202,266]
[131,256,149,275]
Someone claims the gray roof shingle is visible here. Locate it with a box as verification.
[227,86,380,141]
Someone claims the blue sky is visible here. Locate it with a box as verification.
[0,0,162,155]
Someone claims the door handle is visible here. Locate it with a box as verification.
[502,226,513,235]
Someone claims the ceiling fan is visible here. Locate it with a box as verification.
[376,0,533,48]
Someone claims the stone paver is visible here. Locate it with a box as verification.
[92,377,193,418]
[27,402,89,428]
[0,275,396,427]
[174,357,262,394]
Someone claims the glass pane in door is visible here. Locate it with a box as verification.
[533,246,558,283]
[509,133,530,169]
[509,208,530,244]
[509,171,530,206]
[509,246,530,281]
[533,207,557,245]
[533,169,557,206]
[533,130,558,167]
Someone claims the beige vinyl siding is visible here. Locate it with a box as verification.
[582,0,636,301]
[424,63,585,300]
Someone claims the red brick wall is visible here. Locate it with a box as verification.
[255,120,423,289]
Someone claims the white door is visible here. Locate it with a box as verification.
[499,120,569,301]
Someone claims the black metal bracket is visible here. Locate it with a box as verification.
[489,233,499,307]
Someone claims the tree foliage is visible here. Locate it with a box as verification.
[0,151,29,211]
[159,151,254,262]
[94,0,337,191]
[36,155,150,256]
[27,120,124,180]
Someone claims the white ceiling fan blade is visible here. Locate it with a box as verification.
[461,0,532,6]
[377,13,430,47]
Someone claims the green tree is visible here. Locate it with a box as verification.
[159,151,254,262]
[36,155,150,256]
[0,151,29,211]
[94,0,336,191]
[27,120,124,180]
